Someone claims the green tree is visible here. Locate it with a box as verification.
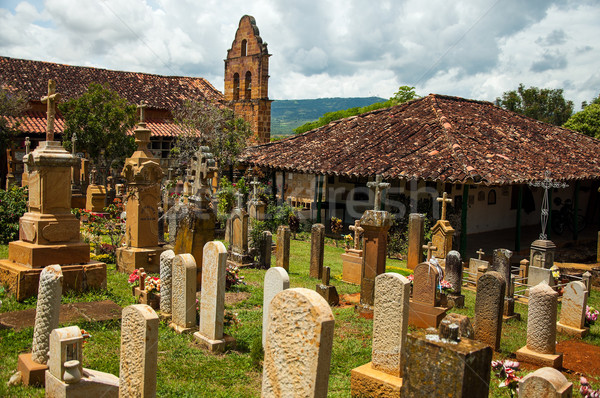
[495,83,574,126]
[389,85,420,106]
[563,94,600,139]
[58,83,136,180]
[0,88,28,145]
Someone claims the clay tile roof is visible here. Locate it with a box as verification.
[0,56,223,109]
[240,94,600,185]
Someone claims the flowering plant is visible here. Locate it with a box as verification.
[330,217,343,234]
[550,265,561,280]
[580,376,600,397]
[407,274,414,284]
[128,271,140,288]
[81,328,91,347]
[492,360,521,397]
[144,276,160,295]
[226,264,246,290]
[439,279,454,294]
[343,234,353,248]
[586,306,599,326]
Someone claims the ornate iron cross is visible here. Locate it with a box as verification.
[528,170,568,240]
[40,79,60,142]
[367,174,390,211]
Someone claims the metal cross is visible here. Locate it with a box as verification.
[235,191,244,209]
[348,220,363,250]
[25,137,31,155]
[137,101,148,123]
[250,177,260,200]
[436,192,453,221]
[367,174,390,211]
[476,248,485,260]
[422,241,438,261]
[528,170,568,240]
[71,133,77,156]
[40,79,60,142]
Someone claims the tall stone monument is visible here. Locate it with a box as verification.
[0,79,106,301]
[227,191,252,266]
[406,213,425,270]
[116,102,165,274]
[248,176,266,222]
[430,192,455,260]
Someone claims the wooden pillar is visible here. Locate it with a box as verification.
[515,185,523,252]
[460,184,469,258]
[316,175,323,224]
[573,180,580,241]
[547,188,553,240]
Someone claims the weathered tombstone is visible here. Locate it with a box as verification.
[116,102,165,274]
[528,239,557,289]
[516,282,563,369]
[276,225,291,271]
[468,248,489,283]
[431,192,455,260]
[401,328,492,397]
[341,220,363,284]
[119,304,159,397]
[406,213,425,270]
[309,223,325,279]
[169,254,197,334]
[490,248,513,291]
[582,271,591,292]
[518,367,573,398]
[557,281,589,337]
[258,230,272,269]
[474,271,506,351]
[86,179,107,213]
[262,288,335,398]
[45,326,119,397]
[228,192,252,266]
[440,313,474,339]
[445,250,464,308]
[351,273,410,397]
[194,241,236,352]
[262,267,290,347]
[408,262,448,328]
[159,249,175,316]
[18,264,63,386]
[248,176,266,222]
[315,266,339,306]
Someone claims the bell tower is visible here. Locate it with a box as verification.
[225,15,271,144]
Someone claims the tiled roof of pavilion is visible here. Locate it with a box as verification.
[240,94,600,185]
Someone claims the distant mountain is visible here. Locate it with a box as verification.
[270,97,386,137]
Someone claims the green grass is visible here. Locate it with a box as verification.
[0,240,599,397]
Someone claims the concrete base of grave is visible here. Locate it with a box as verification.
[557,322,589,338]
[0,260,106,302]
[316,284,339,306]
[350,362,402,397]
[116,246,164,274]
[17,353,48,386]
[447,294,464,309]
[193,332,236,353]
[8,240,91,269]
[228,251,254,267]
[408,301,448,329]
[341,252,362,285]
[45,368,119,398]
[516,346,563,369]
[168,323,195,335]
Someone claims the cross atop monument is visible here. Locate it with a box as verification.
[422,241,438,261]
[367,174,390,211]
[436,192,453,221]
[40,79,60,142]
[348,220,363,250]
[71,133,77,156]
[25,137,31,155]
[476,248,485,260]
[235,191,244,209]
[250,177,260,200]
[137,101,148,123]
[529,170,568,240]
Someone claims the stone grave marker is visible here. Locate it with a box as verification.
[258,230,272,269]
[407,213,425,270]
[315,266,339,306]
[276,225,291,271]
[474,271,506,351]
[228,192,252,266]
[309,223,325,279]
[582,271,591,292]
[557,281,589,337]
[351,273,410,397]
[516,282,563,369]
[445,250,464,308]
[119,304,159,397]
[430,192,455,260]
[262,267,290,347]
[262,288,335,398]
[440,313,474,339]
[490,248,520,321]
[468,248,489,283]
[159,249,175,316]
[341,220,363,284]
[528,239,557,288]
[18,264,63,386]
[408,262,448,328]
[194,241,236,352]
[518,367,573,398]
[169,254,197,334]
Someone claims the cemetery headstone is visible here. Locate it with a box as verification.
[159,250,175,316]
[528,239,557,289]
[194,241,236,352]
[468,248,489,283]
[262,288,335,398]
[309,223,325,279]
[407,213,425,270]
[474,271,506,351]
[228,191,252,266]
[262,267,290,347]
[557,281,589,337]
[119,304,159,397]
[490,248,520,321]
[169,254,197,334]
[258,230,272,269]
[248,176,266,222]
[445,250,465,308]
[408,262,448,328]
[516,282,563,369]
[582,271,591,292]
[341,220,363,284]
[440,313,474,339]
[518,367,573,398]
[276,225,291,271]
[431,192,455,260]
[315,266,339,306]
[351,273,410,397]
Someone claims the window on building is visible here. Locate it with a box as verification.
[233,73,240,100]
[241,39,247,56]
[245,71,252,99]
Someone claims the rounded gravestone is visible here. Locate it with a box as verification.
[527,282,558,354]
[474,271,506,351]
[445,250,462,295]
[31,264,63,364]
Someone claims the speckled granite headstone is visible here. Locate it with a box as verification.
[518,367,573,397]
[170,254,196,332]
[262,288,335,398]
[559,281,587,330]
[474,271,506,351]
[445,250,462,295]
[372,273,410,376]
[119,304,159,398]
[262,267,290,347]
[159,249,175,315]
[412,262,439,307]
[310,224,325,279]
[527,282,558,354]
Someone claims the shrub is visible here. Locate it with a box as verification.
[0,186,28,244]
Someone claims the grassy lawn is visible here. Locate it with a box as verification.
[0,238,599,397]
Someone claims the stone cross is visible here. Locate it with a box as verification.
[436,192,452,221]
[235,191,244,209]
[349,220,363,250]
[476,248,485,260]
[251,177,260,200]
[422,241,438,261]
[137,101,148,123]
[262,267,290,347]
[71,133,77,156]
[367,174,390,211]
[25,137,31,155]
[529,170,568,240]
[40,79,60,142]
[31,264,63,365]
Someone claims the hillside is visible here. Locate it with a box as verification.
[271,97,386,137]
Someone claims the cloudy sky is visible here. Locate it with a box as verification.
[1,0,599,108]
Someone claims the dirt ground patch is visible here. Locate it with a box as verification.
[225,291,251,306]
[557,339,600,379]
